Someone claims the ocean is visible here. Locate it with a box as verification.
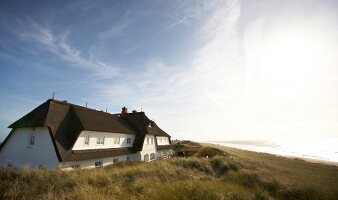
[210,138,338,165]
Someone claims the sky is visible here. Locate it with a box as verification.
[1,0,338,141]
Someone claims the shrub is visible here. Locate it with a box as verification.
[196,147,227,158]
[209,157,230,176]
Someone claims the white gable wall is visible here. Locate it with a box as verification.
[140,134,157,161]
[72,130,135,150]
[0,127,59,168]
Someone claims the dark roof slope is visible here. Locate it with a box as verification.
[72,105,136,134]
[122,112,150,151]
[9,100,50,128]
[151,122,171,137]
[121,112,171,150]
[7,100,139,162]
[3,99,172,162]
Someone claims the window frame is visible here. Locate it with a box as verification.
[95,161,102,168]
[72,165,80,169]
[113,136,120,144]
[144,154,149,161]
[84,135,90,146]
[126,138,131,144]
[96,136,105,145]
[28,134,35,146]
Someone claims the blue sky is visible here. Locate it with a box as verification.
[1,0,338,141]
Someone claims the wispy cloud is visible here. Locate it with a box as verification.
[18,20,118,78]
[2,0,337,141]
[98,20,130,42]
[115,0,219,59]
[87,0,244,140]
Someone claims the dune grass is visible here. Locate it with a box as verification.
[0,141,337,200]
[204,143,338,196]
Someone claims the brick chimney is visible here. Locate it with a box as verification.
[121,107,128,116]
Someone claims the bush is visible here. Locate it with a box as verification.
[209,157,230,176]
[173,141,230,159]
[197,147,228,158]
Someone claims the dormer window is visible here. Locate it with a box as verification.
[113,137,120,144]
[28,135,35,146]
[97,136,105,145]
[95,161,102,168]
[84,135,90,145]
[148,122,152,128]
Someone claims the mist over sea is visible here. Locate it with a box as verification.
[210,138,338,165]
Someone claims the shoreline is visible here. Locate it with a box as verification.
[204,142,338,167]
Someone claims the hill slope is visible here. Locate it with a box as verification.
[0,141,337,200]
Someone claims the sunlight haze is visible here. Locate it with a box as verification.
[1,0,338,141]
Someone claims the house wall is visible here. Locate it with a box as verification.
[59,153,139,170]
[0,127,59,168]
[140,134,157,161]
[72,130,135,150]
[156,136,170,145]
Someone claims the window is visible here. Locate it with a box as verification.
[126,156,130,161]
[113,137,120,144]
[113,159,119,163]
[144,154,149,161]
[28,135,35,146]
[72,165,79,169]
[150,153,155,160]
[151,138,153,144]
[146,137,149,144]
[97,136,105,145]
[159,138,162,144]
[84,135,90,145]
[127,138,131,144]
[95,161,102,168]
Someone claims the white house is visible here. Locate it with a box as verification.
[0,99,173,169]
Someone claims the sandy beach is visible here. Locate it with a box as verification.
[205,143,338,167]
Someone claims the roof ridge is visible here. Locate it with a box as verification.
[49,99,118,116]
[49,99,147,117]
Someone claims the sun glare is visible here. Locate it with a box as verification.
[261,30,327,87]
